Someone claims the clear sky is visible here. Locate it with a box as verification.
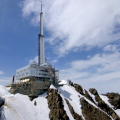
[0,0,120,94]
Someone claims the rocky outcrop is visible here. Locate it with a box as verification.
[89,88,120,120]
[29,94,38,101]
[105,92,120,110]
[80,97,111,120]
[73,84,84,95]
[34,100,37,106]
[89,88,98,95]
[69,82,74,87]
[84,90,96,105]
[0,98,5,120]
[65,98,84,120]
[46,89,69,120]
[0,98,4,107]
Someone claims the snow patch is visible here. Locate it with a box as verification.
[87,89,98,105]
[49,84,57,89]
[58,80,68,85]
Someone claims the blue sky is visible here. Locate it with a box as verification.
[0,0,120,94]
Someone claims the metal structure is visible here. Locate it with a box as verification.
[38,1,45,65]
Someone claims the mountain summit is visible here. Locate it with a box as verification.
[0,80,120,120]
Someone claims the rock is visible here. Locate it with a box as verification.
[47,89,69,120]
[69,82,74,87]
[73,84,84,95]
[34,101,37,106]
[0,99,4,107]
[80,97,111,120]
[89,90,120,120]
[89,88,98,95]
[105,92,120,110]
[29,94,38,101]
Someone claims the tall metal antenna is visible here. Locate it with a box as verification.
[41,1,42,12]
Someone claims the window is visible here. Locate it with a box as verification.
[26,72,28,74]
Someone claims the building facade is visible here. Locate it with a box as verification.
[9,2,59,96]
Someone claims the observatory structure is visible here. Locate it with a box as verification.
[9,2,59,96]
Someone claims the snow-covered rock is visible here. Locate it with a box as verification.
[0,83,120,120]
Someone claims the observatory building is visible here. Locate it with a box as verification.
[16,2,59,84]
[9,2,59,96]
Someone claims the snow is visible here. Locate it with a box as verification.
[60,94,74,120]
[87,89,98,105]
[115,109,120,117]
[58,85,85,119]
[49,84,57,89]
[58,80,68,85]
[0,85,50,120]
[0,84,120,120]
[0,85,11,97]
[100,95,114,108]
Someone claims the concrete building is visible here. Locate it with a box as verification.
[9,1,59,96]
[16,1,59,83]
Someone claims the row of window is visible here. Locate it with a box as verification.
[37,73,47,75]
[17,72,48,77]
[17,68,47,74]
[17,68,29,74]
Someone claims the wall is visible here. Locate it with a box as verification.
[9,81,50,96]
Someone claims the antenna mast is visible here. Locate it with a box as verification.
[38,1,45,65]
[41,1,42,12]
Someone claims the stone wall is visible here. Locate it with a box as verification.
[9,81,50,96]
